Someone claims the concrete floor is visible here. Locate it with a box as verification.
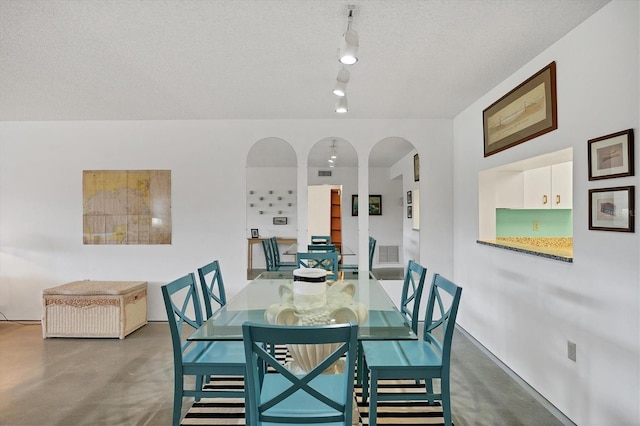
[0,321,571,426]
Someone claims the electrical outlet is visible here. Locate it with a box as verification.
[533,221,540,231]
[568,341,576,362]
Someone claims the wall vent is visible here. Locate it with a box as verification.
[318,170,332,177]
[378,245,399,263]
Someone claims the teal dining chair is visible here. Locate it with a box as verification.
[242,322,358,426]
[360,273,463,426]
[197,260,227,319]
[355,259,426,387]
[262,239,278,271]
[297,251,339,280]
[269,237,297,270]
[340,236,376,272]
[161,273,246,426]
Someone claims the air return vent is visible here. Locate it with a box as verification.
[378,245,399,263]
[318,170,332,177]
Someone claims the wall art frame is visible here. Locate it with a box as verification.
[413,154,420,182]
[407,205,413,218]
[273,217,287,225]
[588,129,634,180]
[250,228,260,238]
[352,195,382,216]
[407,190,412,204]
[483,61,557,157]
[588,186,635,232]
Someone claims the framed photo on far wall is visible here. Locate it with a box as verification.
[250,228,259,238]
[407,190,412,204]
[588,129,634,180]
[589,186,634,232]
[407,205,413,218]
[413,154,420,181]
[352,195,382,216]
[273,217,287,225]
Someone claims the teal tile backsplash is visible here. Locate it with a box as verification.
[496,209,572,237]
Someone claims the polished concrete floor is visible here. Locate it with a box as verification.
[0,321,572,426]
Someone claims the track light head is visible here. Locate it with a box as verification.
[335,96,348,113]
[339,29,359,65]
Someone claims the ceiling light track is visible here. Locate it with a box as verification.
[333,5,358,114]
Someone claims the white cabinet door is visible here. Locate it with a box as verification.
[523,166,551,209]
[551,162,572,209]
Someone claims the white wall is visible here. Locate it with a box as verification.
[453,2,639,424]
[0,119,452,322]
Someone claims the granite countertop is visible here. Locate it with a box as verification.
[477,237,573,263]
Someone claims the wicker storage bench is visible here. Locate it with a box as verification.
[42,280,147,339]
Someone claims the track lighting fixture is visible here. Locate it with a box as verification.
[339,8,359,65]
[332,68,350,97]
[332,6,358,113]
[335,96,348,113]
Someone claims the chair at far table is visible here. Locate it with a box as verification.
[269,237,297,270]
[242,322,358,426]
[310,235,332,245]
[161,273,246,426]
[262,240,278,271]
[340,236,376,272]
[360,273,463,426]
[297,251,339,280]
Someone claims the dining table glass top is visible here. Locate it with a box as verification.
[188,270,415,341]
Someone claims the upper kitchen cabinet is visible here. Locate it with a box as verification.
[523,162,572,209]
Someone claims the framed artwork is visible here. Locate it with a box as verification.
[407,205,413,218]
[483,61,557,157]
[588,129,634,180]
[273,217,287,225]
[413,154,420,182]
[352,195,382,216]
[250,228,259,238]
[588,186,634,232]
[407,190,412,204]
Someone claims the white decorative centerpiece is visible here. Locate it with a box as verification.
[293,268,327,313]
[264,268,368,373]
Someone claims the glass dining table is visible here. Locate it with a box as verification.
[189,270,415,383]
[189,270,415,342]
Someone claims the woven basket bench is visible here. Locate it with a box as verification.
[42,280,147,339]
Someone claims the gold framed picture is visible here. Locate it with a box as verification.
[483,62,557,157]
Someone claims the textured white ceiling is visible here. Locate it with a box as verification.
[0,0,610,122]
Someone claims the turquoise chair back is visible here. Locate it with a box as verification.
[242,322,358,425]
[400,260,428,334]
[197,260,227,319]
[310,235,332,244]
[297,251,339,280]
[268,237,281,266]
[268,237,296,269]
[262,239,277,271]
[368,237,376,271]
[422,273,463,365]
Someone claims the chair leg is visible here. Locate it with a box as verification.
[441,377,452,426]
[195,375,203,401]
[425,377,435,405]
[173,375,184,426]
[361,358,369,403]
[356,341,364,386]
[369,369,379,426]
